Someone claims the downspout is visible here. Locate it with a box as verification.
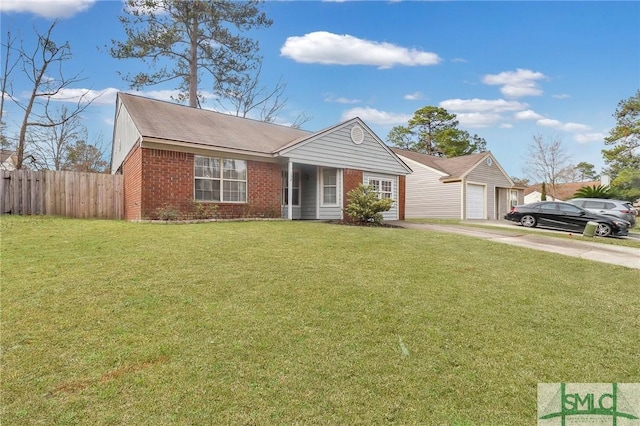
[287,160,293,220]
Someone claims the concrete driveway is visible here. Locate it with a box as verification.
[388,220,640,270]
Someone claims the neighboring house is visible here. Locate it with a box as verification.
[391,148,523,220]
[524,181,600,203]
[0,150,17,170]
[111,93,412,221]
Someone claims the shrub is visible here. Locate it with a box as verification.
[191,202,218,220]
[156,205,179,221]
[344,184,394,225]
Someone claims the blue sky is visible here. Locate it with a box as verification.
[1,0,639,179]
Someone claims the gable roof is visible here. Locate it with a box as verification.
[118,92,312,155]
[391,148,491,180]
[114,93,411,175]
[525,181,601,200]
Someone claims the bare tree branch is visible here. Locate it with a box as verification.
[7,21,97,169]
[524,134,571,199]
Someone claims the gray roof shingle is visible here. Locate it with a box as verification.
[119,93,312,155]
[391,148,488,180]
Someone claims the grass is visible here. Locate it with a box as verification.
[2,216,639,425]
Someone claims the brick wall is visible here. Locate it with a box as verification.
[343,168,363,222]
[125,148,283,220]
[246,160,282,218]
[122,145,142,220]
[141,148,194,219]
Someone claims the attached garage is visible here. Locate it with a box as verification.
[466,183,485,219]
[391,149,525,220]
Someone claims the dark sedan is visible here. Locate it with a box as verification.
[504,201,629,237]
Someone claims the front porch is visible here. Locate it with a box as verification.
[280,163,402,221]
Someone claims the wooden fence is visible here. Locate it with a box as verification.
[1,170,124,220]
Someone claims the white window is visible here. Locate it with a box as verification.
[510,190,518,207]
[368,178,393,199]
[282,171,300,206]
[322,168,338,205]
[195,156,246,202]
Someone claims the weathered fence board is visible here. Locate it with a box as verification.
[1,170,123,219]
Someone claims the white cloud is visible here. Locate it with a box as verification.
[44,88,218,108]
[553,94,571,99]
[440,98,527,113]
[324,94,360,104]
[0,0,96,18]
[482,68,546,98]
[404,91,424,101]
[514,109,543,120]
[574,132,605,144]
[537,118,591,133]
[140,90,182,102]
[455,112,503,128]
[280,31,441,69]
[44,87,116,105]
[341,107,411,126]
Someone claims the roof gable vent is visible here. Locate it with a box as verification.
[350,125,364,144]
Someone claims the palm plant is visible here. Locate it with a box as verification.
[572,184,612,199]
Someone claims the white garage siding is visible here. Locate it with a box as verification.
[400,157,461,219]
[465,183,485,219]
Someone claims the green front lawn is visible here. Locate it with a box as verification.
[2,217,638,425]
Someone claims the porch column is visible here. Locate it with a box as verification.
[287,160,293,220]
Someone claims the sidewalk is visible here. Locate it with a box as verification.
[388,221,640,270]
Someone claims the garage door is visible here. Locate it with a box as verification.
[466,184,485,219]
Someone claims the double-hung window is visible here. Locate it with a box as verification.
[322,168,338,205]
[195,156,247,202]
[368,178,393,199]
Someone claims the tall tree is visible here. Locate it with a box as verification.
[110,0,272,108]
[0,30,19,150]
[215,61,311,127]
[387,106,486,157]
[574,161,599,182]
[64,140,109,173]
[556,162,599,183]
[610,168,640,203]
[29,106,85,170]
[4,21,93,169]
[602,90,640,179]
[524,134,570,200]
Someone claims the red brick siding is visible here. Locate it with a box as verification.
[122,145,142,221]
[141,148,194,219]
[343,168,364,222]
[246,160,282,218]
[124,148,283,220]
[398,175,406,220]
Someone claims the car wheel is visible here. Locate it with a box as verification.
[520,215,537,228]
[595,223,612,237]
